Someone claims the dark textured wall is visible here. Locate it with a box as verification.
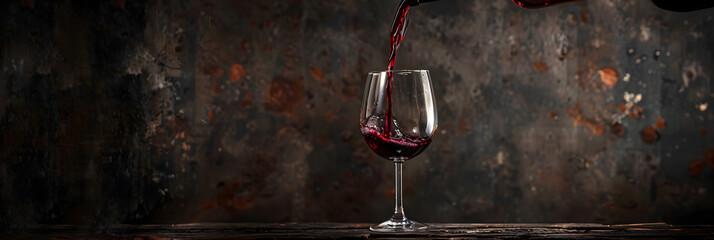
[2,0,714,229]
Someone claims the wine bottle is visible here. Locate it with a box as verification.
[404,0,714,12]
[403,0,576,7]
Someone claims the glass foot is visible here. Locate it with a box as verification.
[369,218,428,232]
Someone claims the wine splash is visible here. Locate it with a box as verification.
[383,0,410,135]
[361,127,431,160]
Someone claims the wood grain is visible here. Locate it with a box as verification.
[5,222,714,239]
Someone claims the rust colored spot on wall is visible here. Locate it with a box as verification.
[240,93,253,109]
[342,85,357,102]
[599,67,618,87]
[697,148,714,170]
[309,67,326,83]
[533,61,549,72]
[618,103,627,113]
[230,64,247,82]
[208,110,215,122]
[655,117,666,130]
[641,126,658,144]
[701,127,707,137]
[565,104,603,136]
[203,65,224,77]
[539,172,569,193]
[611,123,625,137]
[565,104,586,126]
[384,187,395,200]
[172,112,192,136]
[202,200,216,210]
[109,0,125,9]
[459,118,472,131]
[241,41,251,54]
[262,44,272,52]
[580,10,590,24]
[265,76,303,115]
[586,122,604,136]
[569,13,578,23]
[277,127,291,138]
[213,84,221,95]
[688,160,705,176]
[323,110,336,123]
[217,181,256,212]
[629,105,643,119]
[549,111,558,120]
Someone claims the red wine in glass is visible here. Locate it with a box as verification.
[361,127,432,160]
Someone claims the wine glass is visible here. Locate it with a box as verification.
[359,70,438,232]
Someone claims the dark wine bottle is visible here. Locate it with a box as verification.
[404,0,576,7]
[405,0,714,12]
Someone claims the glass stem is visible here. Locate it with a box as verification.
[391,162,407,222]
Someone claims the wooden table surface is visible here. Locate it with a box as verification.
[5,222,714,239]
